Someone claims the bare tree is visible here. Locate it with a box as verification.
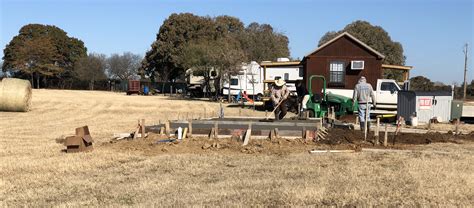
[75,53,107,90]
[107,52,142,81]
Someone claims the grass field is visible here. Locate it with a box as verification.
[1,89,473,206]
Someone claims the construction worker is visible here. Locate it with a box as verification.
[271,79,290,120]
[353,76,376,131]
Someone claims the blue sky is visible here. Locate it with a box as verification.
[1,0,473,84]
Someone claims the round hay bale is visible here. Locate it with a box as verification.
[0,78,32,112]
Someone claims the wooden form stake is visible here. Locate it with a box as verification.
[209,128,215,139]
[188,120,193,137]
[133,119,146,139]
[270,129,275,141]
[182,128,188,139]
[455,119,460,135]
[305,130,312,141]
[375,117,380,145]
[214,122,219,139]
[242,123,252,146]
[384,125,388,147]
[165,121,170,136]
[160,127,165,135]
[141,119,145,137]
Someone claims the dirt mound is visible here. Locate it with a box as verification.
[103,134,327,156]
[103,129,473,155]
[325,128,473,145]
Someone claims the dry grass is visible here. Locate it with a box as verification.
[1,89,473,206]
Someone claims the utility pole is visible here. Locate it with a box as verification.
[463,43,469,100]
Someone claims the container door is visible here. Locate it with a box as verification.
[432,96,452,122]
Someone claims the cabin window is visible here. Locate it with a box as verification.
[284,73,289,81]
[329,61,345,84]
[299,67,304,78]
[230,78,238,86]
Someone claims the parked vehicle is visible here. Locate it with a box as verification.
[325,79,402,112]
[222,61,264,101]
[305,75,356,118]
[185,68,218,98]
[305,78,403,118]
[126,80,140,95]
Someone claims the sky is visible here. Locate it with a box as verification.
[1,0,473,84]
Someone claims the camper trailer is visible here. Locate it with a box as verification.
[223,59,304,102]
[260,59,304,102]
[185,68,218,97]
[222,61,264,100]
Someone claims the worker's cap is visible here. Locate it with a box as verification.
[275,79,286,87]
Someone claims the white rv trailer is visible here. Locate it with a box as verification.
[260,60,304,102]
[222,61,264,100]
[223,59,304,101]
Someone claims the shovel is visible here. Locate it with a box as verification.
[264,99,284,121]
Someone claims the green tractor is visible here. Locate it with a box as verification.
[305,75,357,118]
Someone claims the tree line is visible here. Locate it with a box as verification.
[3,14,468,95]
[410,75,474,99]
[1,24,143,89]
[2,14,290,91]
[140,13,290,98]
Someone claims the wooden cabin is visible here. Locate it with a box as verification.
[302,32,387,94]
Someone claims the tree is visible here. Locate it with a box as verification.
[410,76,434,91]
[179,36,245,99]
[141,13,216,82]
[7,36,61,88]
[107,52,142,81]
[239,22,290,62]
[319,20,406,81]
[141,13,290,82]
[2,24,87,88]
[0,61,3,78]
[213,37,246,101]
[75,53,107,90]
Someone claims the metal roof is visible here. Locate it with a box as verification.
[305,32,386,59]
[259,61,302,67]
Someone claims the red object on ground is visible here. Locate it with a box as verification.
[242,91,254,103]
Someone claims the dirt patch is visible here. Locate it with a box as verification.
[326,128,474,145]
[103,134,327,156]
[102,129,474,156]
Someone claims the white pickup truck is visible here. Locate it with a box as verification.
[326,79,401,113]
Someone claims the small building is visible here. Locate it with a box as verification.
[302,32,411,94]
[397,91,453,123]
